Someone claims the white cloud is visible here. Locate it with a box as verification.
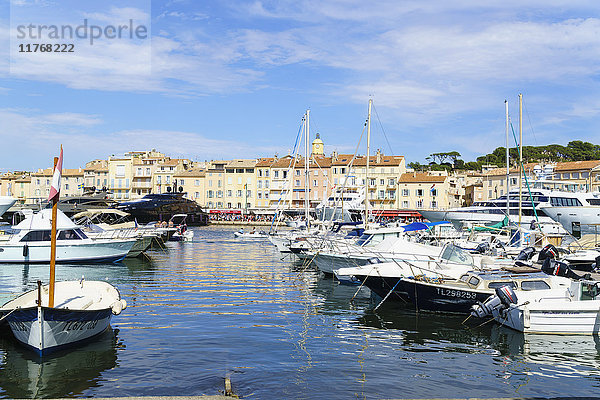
[0,109,287,169]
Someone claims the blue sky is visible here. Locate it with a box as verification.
[1,0,599,170]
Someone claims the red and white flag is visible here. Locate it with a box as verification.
[48,146,63,202]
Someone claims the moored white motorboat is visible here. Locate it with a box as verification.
[234,230,268,240]
[0,208,136,263]
[472,260,600,334]
[1,280,126,355]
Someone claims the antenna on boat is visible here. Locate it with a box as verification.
[505,100,510,223]
[365,99,372,230]
[518,94,523,232]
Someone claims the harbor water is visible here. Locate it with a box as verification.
[1,226,600,398]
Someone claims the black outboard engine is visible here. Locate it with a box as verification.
[537,244,558,263]
[471,285,518,318]
[541,258,584,280]
[516,246,536,261]
[593,255,600,272]
[475,241,490,255]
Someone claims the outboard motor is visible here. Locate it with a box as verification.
[516,246,536,261]
[471,285,518,318]
[541,258,584,280]
[537,244,558,263]
[593,255,600,273]
[475,241,490,255]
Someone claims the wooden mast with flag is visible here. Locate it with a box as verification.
[48,145,63,308]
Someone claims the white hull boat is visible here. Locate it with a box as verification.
[0,208,136,263]
[0,196,17,217]
[1,280,127,355]
[473,270,600,334]
[234,231,268,240]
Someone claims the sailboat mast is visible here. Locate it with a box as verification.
[365,99,372,229]
[305,109,310,230]
[518,93,523,228]
[505,100,510,220]
[49,156,58,308]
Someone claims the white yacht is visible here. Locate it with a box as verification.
[540,202,600,237]
[0,209,136,263]
[419,181,597,235]
[314,186,367,223]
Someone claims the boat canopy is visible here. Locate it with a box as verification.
[402,221,450,232]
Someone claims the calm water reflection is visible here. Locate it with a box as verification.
[0,225,600,398]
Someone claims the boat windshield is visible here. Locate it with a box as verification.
[440,244,473,265]
[57,229,88,240]
[355,234,373,246]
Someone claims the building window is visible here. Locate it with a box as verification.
[431,188,437,197]
[380,179,385,185]
[402,189,409,197]
[295,179,301,187]
[402,200,409,208]
[295,170,301,176]
[378,190,385,199]
[274,171,279,178]
[563,173,570,179]
[265,170,269,177]
[572,172,580,179]
[258,180,262,188]
[313,180,317,187]
[416,189,423,197]
[116,165,125,177]
[416,199,423,208]
[431,201,437,208]
[265,180,269,188]
[388,190,396,199]
[227,190,232,197]
[389,178,395,186]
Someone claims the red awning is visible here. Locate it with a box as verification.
[371,210,422,218]
[209,209,242,214]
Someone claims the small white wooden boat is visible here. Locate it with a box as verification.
[1,279,127,355]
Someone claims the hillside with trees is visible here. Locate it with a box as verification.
[407,141,600,172]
